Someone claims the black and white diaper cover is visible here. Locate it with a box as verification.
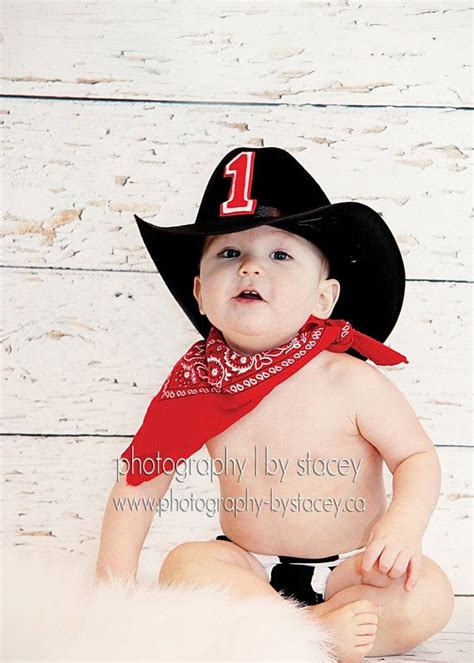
[216,534,366,607]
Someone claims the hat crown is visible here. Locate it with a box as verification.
[195,147,331,228]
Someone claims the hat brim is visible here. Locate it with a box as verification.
[134,201,405,360]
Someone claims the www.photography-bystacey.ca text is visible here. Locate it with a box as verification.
[113,487,367,519]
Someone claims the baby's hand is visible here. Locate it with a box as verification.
[359,513,422,592]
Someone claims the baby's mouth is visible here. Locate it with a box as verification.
[234,289,265,302]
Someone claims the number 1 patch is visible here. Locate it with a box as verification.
[219,151,257,216]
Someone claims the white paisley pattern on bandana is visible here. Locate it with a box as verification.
[160,323,324,399]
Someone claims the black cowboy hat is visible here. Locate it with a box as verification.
[134,146,406,360]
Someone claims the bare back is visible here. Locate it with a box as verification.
[206,350,387,557]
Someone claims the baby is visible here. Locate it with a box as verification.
[96,147,454,662]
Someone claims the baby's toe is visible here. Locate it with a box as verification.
[349,599,381,616]
[356,623,378,636]
[355,638,377,654]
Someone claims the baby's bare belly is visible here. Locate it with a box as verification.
[205,353,388,558]
[215,464,387,557]
[209,446,387,557]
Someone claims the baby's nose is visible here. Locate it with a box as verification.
[239,252,263,274]
[238,258,263,275]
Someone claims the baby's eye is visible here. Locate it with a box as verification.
[271,250,291,261]
[218,248,240,258]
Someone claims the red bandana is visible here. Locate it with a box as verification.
[120,315,408,485]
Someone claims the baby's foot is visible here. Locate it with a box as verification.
[310,599,381,662]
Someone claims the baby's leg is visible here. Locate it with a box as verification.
[159,540,382,662]
[159,539,278,599]
[320,552,454,657]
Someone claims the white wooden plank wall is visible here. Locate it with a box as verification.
[1,2,472,660]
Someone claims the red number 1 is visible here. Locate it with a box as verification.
[219,151,257,216]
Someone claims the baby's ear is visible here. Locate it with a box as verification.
[193,276,205,315]
[192,275,200,301]
[325,278,341,316]
[313,278,340,318]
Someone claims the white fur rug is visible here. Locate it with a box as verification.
[1,546,337,662]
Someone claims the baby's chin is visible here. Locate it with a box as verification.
[216,318,270,339]
[217,317,305,350]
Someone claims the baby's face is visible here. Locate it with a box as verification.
[193,225,340,354]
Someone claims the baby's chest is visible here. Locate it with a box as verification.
[207,363,361,463]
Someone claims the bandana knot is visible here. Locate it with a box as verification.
[324,318,355,352]
[317,316,408,365]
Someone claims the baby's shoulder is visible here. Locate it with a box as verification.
[315,350,385,391]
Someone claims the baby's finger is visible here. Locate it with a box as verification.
[360,541,385,575]
[405,555,421,591]
[387,551,410,579]
[378,546,399,574]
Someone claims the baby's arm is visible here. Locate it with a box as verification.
[347,358,441,590]
[96,468,174,584]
